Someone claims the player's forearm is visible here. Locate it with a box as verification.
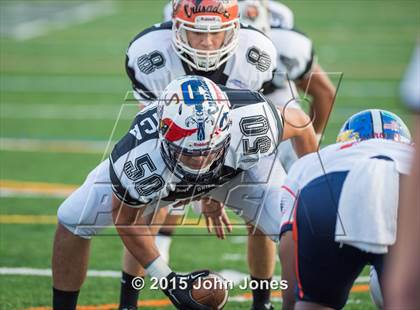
[291,125,318,157]
[309,87,335,135]
[298,64,336,135]
[117,225,160,268]
[282,108,318,157]
[117,227,172,282]
[112,195,160,267]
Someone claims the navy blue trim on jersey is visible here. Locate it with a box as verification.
[371,155,393,161]
[280,223,293,238]
[221,87,265,107]
[294,171,385,309]
[261,77,277,95]
[296,48,315,81]
[125,22,172,101]
[110,108,159,163]
[240,22,270,39]
[109,107,160,207]
[220,87,283,144]
[263,94,284,141]
[269,27,315,81]
[125,55,158,100]
[162,166,242,201]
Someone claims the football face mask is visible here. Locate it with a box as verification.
[172,0,240,72]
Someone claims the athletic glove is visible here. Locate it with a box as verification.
[162,270,211,310]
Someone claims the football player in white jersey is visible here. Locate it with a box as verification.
[51,76,318,310]
[277,109,413,309]
[163,0,336,142]
[123,1,281,308]
[237,0,336,170]
[128,0,276,101]
[157,6,335,307]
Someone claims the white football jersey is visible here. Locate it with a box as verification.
[110,88,283,207]
[125,22,277,102]
[280,139,413,231]
[271,28,313,84]
[260,27,314,110]
[268,0,294,29]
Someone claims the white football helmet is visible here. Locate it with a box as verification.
[172,0,240,72]
[238,0,271,35]
[158,75,232,183]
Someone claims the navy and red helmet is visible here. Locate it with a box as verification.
[337,109,411,144]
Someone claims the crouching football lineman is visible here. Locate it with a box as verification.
[52,76,317,309]
[278,109,413,309]
[123,0,281,307]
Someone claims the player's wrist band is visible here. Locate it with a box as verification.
[146,256,172,280]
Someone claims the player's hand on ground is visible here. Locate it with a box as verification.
[201,197,232,239]
[162,270,211,310]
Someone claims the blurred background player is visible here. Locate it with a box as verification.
[278,109,413,309]
[384,43,420,308]
[239,0,335,168]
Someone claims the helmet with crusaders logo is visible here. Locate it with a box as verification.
[158,75,232,183]
[337,109,411,144]
[172,0,240,72]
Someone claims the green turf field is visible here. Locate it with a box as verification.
[0,0,418,309]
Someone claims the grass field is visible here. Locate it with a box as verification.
[0,0,419,309]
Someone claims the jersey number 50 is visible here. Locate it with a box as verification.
[123,154,165,196]
[240,115,272,155]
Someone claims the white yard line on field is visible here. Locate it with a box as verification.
[0,75,126,94]
[0,137,111,154]
[0,73,398,97]
[0,103,136,121]
[1,101,388,123]
[2,1,116,41]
